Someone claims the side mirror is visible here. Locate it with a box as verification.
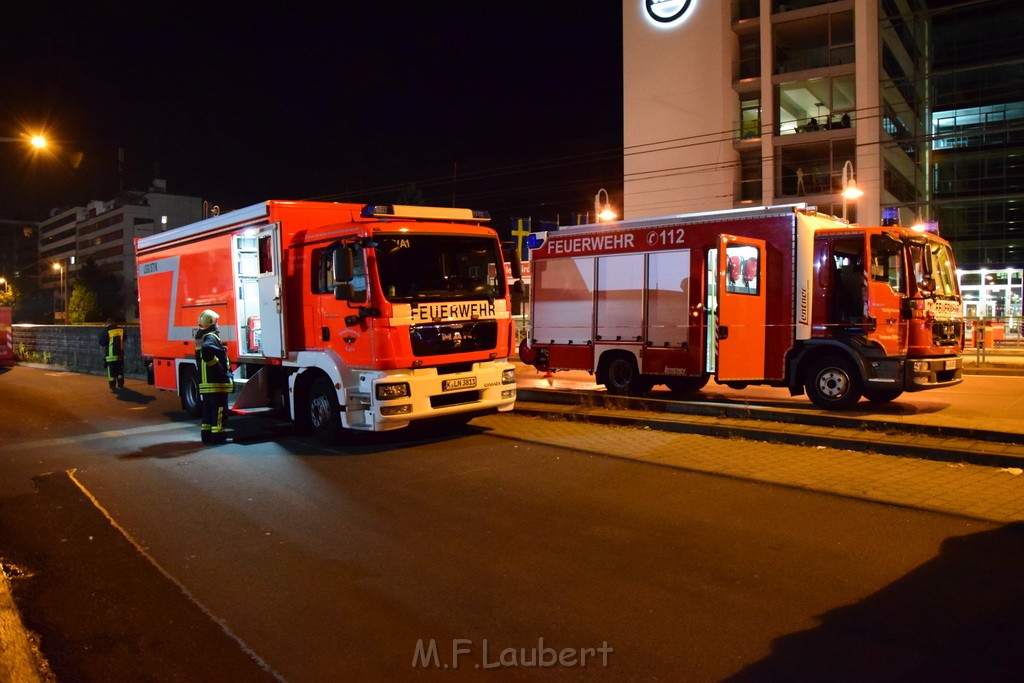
[918,277,936,296]
[502,242,523,280]
[512,280,525,298]
[333,245,354,283]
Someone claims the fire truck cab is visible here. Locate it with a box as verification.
[519,205,964,409]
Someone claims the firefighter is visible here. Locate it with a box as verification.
[98,318,125,391]
[195,309,233,444]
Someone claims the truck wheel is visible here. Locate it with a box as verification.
[307,376,342,445]
[862,387,903,404]
[598,354,651,397]
[805,355,862,410]
[180,366,201,418]
[665,375,710,395]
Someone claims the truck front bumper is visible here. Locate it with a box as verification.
[354,360,517,431]
[861,354,963,393]
[905,355,963,391]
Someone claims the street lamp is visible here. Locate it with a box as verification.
[52,262,65,320]
[0,277,7,292]
[594,188,617,222]
[1,132,48,150]
[841,160,863,222]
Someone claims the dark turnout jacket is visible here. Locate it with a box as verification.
[98,324,124,365]
[194,326,233,394]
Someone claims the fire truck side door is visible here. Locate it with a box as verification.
[715,234,767,381]
[256,224,286,358]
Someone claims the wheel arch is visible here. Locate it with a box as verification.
[595,345,641,377]
[595,346,653,397]
[288,350,347,421]
[787,340,868,394]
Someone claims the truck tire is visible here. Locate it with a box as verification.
[307,376,342,445]
[598,353,652,397]
[805,355,862,410]
[180,365,201,418]
[862,387,903,404]
[665,375,710,395]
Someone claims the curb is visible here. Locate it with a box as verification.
[0,564,42,683]
[514,390,1024,469]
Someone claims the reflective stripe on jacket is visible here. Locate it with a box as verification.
[195,328,233,394]
[100,326,124,363]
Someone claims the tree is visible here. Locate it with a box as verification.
[75,258,124,320]
[0,281,16,309]
[11,276,51,324]
[67,281,102,323]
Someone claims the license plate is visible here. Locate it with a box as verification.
[945,359,958,370]
[442,377,477,392]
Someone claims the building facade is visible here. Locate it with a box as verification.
[624,0,930,228]
[928,0,1024,269]
[0,218,38,286]
[39,182,203,320]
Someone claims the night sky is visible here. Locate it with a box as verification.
[1,3,624,231]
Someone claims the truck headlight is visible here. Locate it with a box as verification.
[376,382,410,400]
[502,368,516,384]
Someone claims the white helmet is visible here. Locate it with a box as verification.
[198,309,220,328]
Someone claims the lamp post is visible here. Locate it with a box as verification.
[841,160,864,222]
[52,262,64,321]
[0,277,7,293]
[594,188,617,222]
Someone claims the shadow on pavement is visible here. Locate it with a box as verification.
[727,522,1024,680]
[113,387,156,405]
[119,439,208,460]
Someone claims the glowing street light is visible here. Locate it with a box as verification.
[52,262,65,320]
[1,132,49,151]
[841,160,863,222]
[0,277,7,293]
[594,188,617,222]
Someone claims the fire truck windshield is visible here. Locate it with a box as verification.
[373,234,505,303]
[908,238,959,298]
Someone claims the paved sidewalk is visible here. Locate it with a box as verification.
[472,412,1024,525]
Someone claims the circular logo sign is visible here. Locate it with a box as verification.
[644,0,694,26]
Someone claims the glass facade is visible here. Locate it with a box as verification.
[927,0,1024,268]
[731,0,926,223]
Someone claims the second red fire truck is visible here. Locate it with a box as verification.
[519,205,964,409]
[136,201,521,442]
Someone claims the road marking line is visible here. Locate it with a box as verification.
[65,469,285,682]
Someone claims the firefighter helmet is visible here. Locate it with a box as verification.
[198,309,220,328]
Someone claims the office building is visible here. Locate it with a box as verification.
[39,181,202,320]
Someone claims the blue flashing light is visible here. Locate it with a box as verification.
[361,204,392,219]
[881,207,901,227]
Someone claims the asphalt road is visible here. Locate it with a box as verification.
[2,365,1023,681]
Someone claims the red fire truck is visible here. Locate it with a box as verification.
[519,205,964,409]
[136,201,521,441]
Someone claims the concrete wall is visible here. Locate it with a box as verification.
[11,324,146,375]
